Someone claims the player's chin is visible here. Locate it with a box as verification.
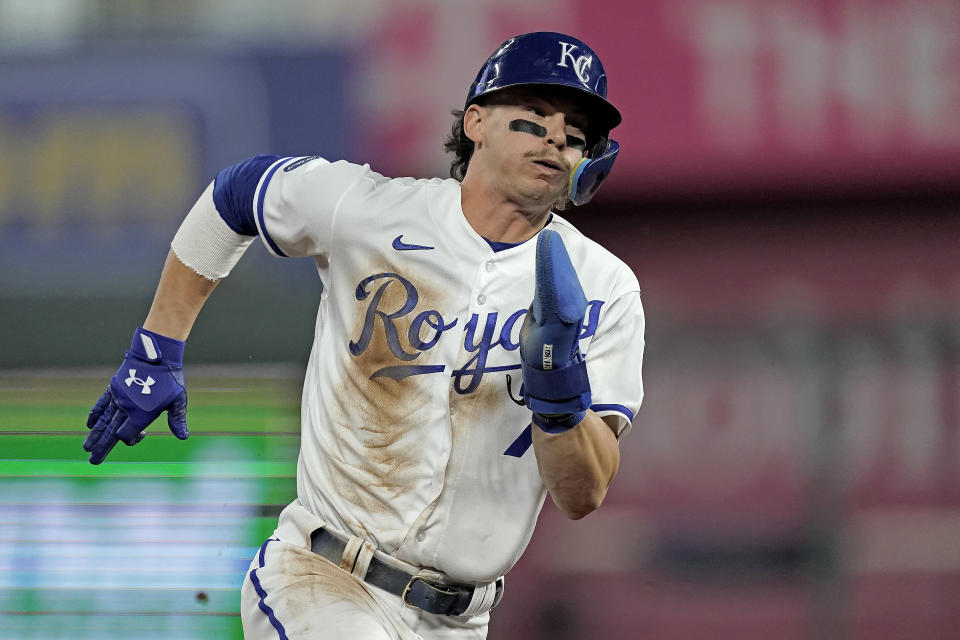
[522,174,569,207]
[540,178,572,211]
[552,176,572,208]
[520,187,568,211]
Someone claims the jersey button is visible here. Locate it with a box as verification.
[485,262,495,272]
[477,294,487,305]
[416,530,426,542]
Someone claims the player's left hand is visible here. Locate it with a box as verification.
[519,229,592,433]
[83,327,190,464]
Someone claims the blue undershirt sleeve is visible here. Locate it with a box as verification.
[212,154,283,236]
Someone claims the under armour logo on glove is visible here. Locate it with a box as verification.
[83,327,190,465]
[125,369,156,395]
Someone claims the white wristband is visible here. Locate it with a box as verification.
[171,181,256,281]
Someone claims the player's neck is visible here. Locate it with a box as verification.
[459,176,550,244]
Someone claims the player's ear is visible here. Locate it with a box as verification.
[463,104,485,144]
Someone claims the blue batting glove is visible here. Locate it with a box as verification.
[83,327,189,464]
[519,230,592,433]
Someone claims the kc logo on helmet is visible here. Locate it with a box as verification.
[557,42,593,84]
[125,368,156,395]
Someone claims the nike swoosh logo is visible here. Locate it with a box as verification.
[392,235,435,251]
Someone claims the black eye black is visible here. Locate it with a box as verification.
[566,135,587,151]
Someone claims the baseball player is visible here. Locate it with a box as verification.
[83,32,644,639]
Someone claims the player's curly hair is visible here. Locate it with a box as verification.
[443,110,472,182]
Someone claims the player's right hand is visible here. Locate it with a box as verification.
[83,327,190,465]
[518,230,592,433]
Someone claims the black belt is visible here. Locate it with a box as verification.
[309,528,503,617]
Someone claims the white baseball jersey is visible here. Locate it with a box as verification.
[251,155,644,583]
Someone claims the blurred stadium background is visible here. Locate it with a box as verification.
[1,0,959,638]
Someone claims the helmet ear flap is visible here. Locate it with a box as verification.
[569,139,619,206]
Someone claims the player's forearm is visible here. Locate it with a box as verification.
[143,174,258,340]
[142,250,220,341]
[531,410,620,520]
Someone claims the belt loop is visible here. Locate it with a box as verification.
[459,578,501,617]
[351,540,377,580]
[340,536,364,572]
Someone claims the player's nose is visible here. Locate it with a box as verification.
[541,113,569,149]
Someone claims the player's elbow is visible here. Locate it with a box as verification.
[553,486,606,520]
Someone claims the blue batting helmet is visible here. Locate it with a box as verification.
[466,32,622,205]
[466,32,622,133]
